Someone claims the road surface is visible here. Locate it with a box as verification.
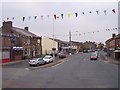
[2,51,119,88]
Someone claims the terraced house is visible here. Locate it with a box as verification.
[0,21,42,63]
[105,34,120,60]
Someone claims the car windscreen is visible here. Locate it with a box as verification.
[91,54,97,56]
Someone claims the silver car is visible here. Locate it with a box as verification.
[29,58,45,66]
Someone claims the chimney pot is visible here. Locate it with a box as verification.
[112,34,116,38]
[24,27,29,31]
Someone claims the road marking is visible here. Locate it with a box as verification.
[51,61,64,68]
[104,61,109,63]
[25,68,29,70]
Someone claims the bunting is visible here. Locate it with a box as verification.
[96,11,99,15]
[34,16,37,20]
[68,13,70,18]
[44,27,118,37]
[3,8,117,22]
[82,12,85,15]
[12,17,14,20]
[23,17,25,21]
[41,16,43,20]
[89,11,92,13]
[75,13,78,17]
[28,16,31,20]
[112,9,116,14]
[47,15,50,19]
[7,17,9,20]
[54,14,56,20]
[104,10,107,15]
[61,14,64,19]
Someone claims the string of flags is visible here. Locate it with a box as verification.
[44,27,118,37]
[3,9,117,21]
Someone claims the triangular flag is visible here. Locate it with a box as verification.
[75,13,78,17]
[68,13,70,18]
[7,17,9,20]
[82,12,85,15]
[61,14,64,19]
[96,11,99,15]
[35,16,37,20]
[104,10,107,15]
[54,14,56,20]
[12,17,14,20]
[23,17,25,21]
[89,11,92,13]
[47,15,50,19]
[28,16,31,20]
[112,9,116,14]
[56,15,59,18]
[41,16,43,20]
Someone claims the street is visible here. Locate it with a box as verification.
[2,51,118,88]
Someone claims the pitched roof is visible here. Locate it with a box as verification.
[49,38,69,44]
[12,27,40,38]
[105,34,120,43]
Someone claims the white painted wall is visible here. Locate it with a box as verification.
[42,38,58,54]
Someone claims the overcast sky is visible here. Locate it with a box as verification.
[1,0,119,44]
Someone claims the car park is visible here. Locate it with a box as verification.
[43,55,53,63]
[29,58,45,66]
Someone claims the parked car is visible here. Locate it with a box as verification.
[29,58,45,66]
[90,53,98,60]
[58,52,66,59]
[49,52,58,57]
[83,50,88,53]
[43,55,53,63]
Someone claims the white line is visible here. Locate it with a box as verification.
[25,68,29,70]
[51,61,64,68]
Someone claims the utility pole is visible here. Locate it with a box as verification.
[52,16,56,61]
[69,32,71,42]
[69,32,72,55]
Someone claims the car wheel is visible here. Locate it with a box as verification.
[37,63,39,66]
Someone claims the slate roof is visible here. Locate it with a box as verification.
[12,27,40,38]
[49,38,69,44]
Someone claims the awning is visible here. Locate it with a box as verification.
[114,50,120,52]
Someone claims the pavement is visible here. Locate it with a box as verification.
[104,56,120,65]
[2,59,29,66]
[103,53,120,65]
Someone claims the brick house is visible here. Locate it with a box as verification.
[0,21,42,63]
[105,34,120,60]
[81,41,97,51]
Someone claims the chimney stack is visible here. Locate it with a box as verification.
[112,34,116,38]
[24,27,29,31]
[3,21,12,28]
